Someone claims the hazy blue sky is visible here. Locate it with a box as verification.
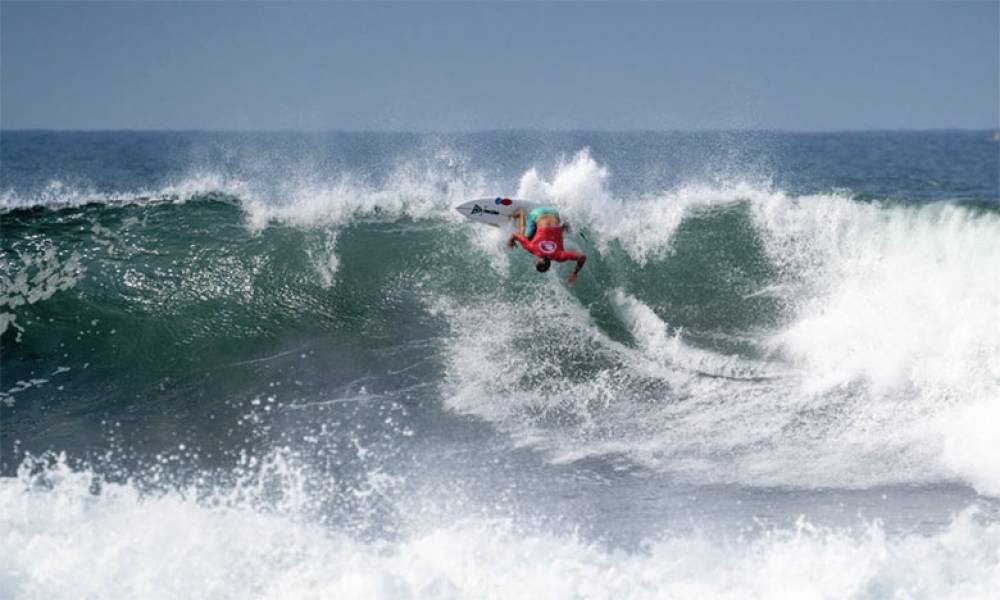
[2,1,997,131]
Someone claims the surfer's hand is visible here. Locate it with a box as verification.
[567,271,578,285]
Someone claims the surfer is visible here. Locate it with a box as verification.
[507,207,587,285]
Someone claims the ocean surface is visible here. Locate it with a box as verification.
[2,130,999,599]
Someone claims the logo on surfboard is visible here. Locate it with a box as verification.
[471,204,500,216]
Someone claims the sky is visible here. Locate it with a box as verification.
[1,1,997,131]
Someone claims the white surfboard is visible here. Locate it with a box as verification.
[455,197,540,227]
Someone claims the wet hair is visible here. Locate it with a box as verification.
[535,257,551,272]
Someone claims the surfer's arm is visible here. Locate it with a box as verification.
[514,208,527,235]
[508,233,531,250]
[566,253,587,285]
[507,208,528,248]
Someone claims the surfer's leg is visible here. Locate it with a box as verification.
[527,207,559,239]
[526,208,539,239]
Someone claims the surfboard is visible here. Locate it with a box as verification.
[455,197,540,227]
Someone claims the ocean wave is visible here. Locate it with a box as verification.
[431,152,1000,493]
[4,149,1000,495]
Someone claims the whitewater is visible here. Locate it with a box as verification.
[2,131,999,599]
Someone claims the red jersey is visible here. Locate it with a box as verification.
[516,226,582,262]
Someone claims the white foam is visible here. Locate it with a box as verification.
[758,198,1000,397]
[438,287,799,479]
[2,458,998,600]
[938,397,1000,497]
[752,197,1000,494]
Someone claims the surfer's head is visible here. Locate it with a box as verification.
[535,257,551,272]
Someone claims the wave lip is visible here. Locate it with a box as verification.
[0,172,252,213]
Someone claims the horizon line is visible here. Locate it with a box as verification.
[2,127,998,136]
